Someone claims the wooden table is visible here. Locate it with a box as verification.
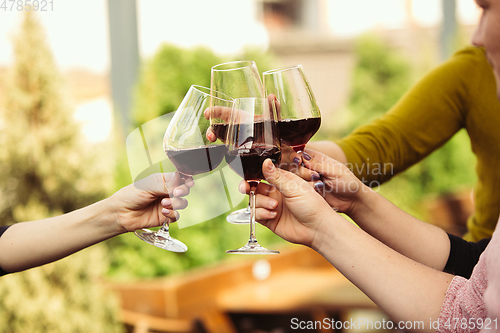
[108,245,380,333]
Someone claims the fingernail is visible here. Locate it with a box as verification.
[311,172,320,181]
[303,152,312,161]
[293,157,301,164]
[162,208,170,215]
[270,211,277,217]
[267,160,275,172]
[173,188,183,197]
[162,198,171,206]
[269,199,278,209]
[314,181,324,191]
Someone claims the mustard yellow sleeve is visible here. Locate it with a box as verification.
[337,47,481,185]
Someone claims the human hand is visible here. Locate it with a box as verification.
[107,172,193,233]
[300,149,372,216]
[252,158,335,249]
[204,95,280,143]
[204,106,233,142]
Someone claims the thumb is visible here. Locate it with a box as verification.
[134,173,189,198]
[262,158,313,198]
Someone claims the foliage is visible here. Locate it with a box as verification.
[340,34,476,217]
[0,11,121,332]
[107,43,284,279]
[342,34,414,134]
[0,247,122,333]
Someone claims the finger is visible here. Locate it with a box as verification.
[206,127,217,142]
[183,176,195,188]
[267,94,281,119]
[302,149,347,178]
[285,159,319,181]
[205,106,233,122]
[255,193,278,210]
[161,209,180,222]
[254,206,277,224]
[262,158,315,198]
[162,197,188,210]
[239,180,277,198]
[133,173,178,195]
[172,184,191,198]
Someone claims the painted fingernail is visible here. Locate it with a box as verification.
[303,152,312,161]
[293,157,301,164]
[311,172,320,181]
[314,181,324,191]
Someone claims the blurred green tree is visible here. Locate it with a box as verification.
[0,11,122,333]
[342,34,476,217]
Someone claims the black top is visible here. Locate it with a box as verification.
[0,225,11,276]
[444,233,491,278]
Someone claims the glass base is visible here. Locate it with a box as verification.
[226,240,279,254]
[226,207,250,224]
[134,228,188,253]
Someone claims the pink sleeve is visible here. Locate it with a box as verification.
[437,256,488,333]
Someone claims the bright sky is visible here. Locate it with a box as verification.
[0,0,481,73]
[0,0,481,143]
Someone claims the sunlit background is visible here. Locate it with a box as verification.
[0,0,480,143]
[0,1,483,332]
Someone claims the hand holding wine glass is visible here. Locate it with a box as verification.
[211,60,265,224]
[225,97,281,254]
[263,65,321,154]
[134,85,233,252]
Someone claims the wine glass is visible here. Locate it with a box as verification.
[263,65,321,154]
[134,85,233,252]
[225,97,281,254]
[211,60,265,224]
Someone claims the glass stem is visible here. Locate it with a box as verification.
[248,181,259,244]
[157,219,171,239]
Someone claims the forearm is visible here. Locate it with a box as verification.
[307,141,348,164]
[313,217,453,331]
[349,189,450,271]
[0,198,120,273]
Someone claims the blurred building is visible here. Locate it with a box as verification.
[254,0,478,120]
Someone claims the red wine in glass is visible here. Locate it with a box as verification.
[278,117,321,152]
[210,123,228,143]
[226,145,281,181]
[225,97,281,254]
[166,145,226,176]
[263,65,321,154]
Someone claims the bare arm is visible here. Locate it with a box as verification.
[283,148,451,271]
[306,140,348,164]
[0,173,191,273]
[255,159,452,331]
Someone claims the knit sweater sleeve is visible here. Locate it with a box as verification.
[437,253,488,332]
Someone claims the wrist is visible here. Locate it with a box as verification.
[346,185,379,222]
[98,196,127,236]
